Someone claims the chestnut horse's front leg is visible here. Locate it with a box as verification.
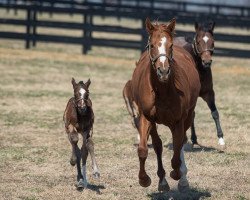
[170,120,185,181]
[150,123,169,192]
[137,114,151,187]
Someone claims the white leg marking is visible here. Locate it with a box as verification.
[158,37,167,67]
[81,165,88,188]
[218,137,225,146]
[179,146,189,187]
[137,134,140,143]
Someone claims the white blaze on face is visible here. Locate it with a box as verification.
[79,88,86,99]
[203,35,209,43]
[158,37,167,68]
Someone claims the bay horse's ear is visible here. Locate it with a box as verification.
[145,17,154,35]
[167,18,176,34]
[71,77,76,88]
[195,22,200,32]
[85,78,91,88]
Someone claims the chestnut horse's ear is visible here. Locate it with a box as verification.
[195,22,200,32]
[85,78,91,88]
[145,17,154,35]
[167,18,176,34]
[71,77,76,88]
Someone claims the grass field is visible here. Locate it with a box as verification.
[0,12,250,200]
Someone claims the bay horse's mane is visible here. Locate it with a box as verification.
[199,21,215,35]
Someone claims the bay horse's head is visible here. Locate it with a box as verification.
[193,21,215,68]
[146,18,175,82]
[71,77,91,115]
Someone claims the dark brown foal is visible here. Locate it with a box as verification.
[63,78,100,189]
[174,21,225,146]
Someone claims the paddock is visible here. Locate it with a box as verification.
[0,13,249,200]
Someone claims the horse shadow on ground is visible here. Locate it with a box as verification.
[77,184,106,194]
[148,187,211,200]
[165,142,224,153]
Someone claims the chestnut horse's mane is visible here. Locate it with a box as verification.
[151,20,175,37]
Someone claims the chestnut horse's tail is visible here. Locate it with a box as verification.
[123,80,140,130]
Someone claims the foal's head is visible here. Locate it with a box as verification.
[146,18,175,82]
[193,21,215,68]
[71,78,91,115]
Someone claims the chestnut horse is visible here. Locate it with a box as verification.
[174,21,225,146]
[63,78,100,189]
[123,18,200,192]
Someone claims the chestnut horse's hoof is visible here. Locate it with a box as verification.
[70,156,77,166]
[139,175,151,187]
[158,178,170,192]
[170,170,181,180]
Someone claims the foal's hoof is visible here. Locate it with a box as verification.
[170,170,181,180]
[158,178,170,192]
[93,171,100,179]
[178,181,189,193]
[192,143,202,149]
[139,175,151,187]
[70,157,77,166]
[75,179,86,189]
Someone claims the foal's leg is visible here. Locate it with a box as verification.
[138,114,151,187]
[86,129,100,179]
[80,132,89,188]
[151,124,169,192]
[67,124,79,166]
[170,120,185,181]
[202,91,225,146]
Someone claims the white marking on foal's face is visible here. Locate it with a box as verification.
[203,35,209,43]
[79,88,86,99]
[158,37,167,67]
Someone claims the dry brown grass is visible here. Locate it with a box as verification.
[0,12,250,200]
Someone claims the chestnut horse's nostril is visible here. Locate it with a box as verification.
[202,60,212,68]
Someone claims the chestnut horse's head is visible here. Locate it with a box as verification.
[71,77,91,115]
[193,21,215,68]
[146,18,176,82]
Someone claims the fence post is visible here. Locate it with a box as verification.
[82,13,88,54]
[25,8,31,49]
[32,8,37,47]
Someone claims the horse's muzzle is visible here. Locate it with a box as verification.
[157,67,171,82]
[77,106,88,115]
[202,60,212,68]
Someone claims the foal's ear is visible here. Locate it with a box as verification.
[195,22,200,32]
[85,78,91,88]
[208,21,215,32]
[71,77,77,88]
[167,18,176,34]
[145,17,155,35]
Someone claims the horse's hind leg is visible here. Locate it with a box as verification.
[151,124,169,192]
[190,111,198,145]
[138,114,151,187]
[202,91,225,146]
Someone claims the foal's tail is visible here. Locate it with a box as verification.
[123,80,140,130]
